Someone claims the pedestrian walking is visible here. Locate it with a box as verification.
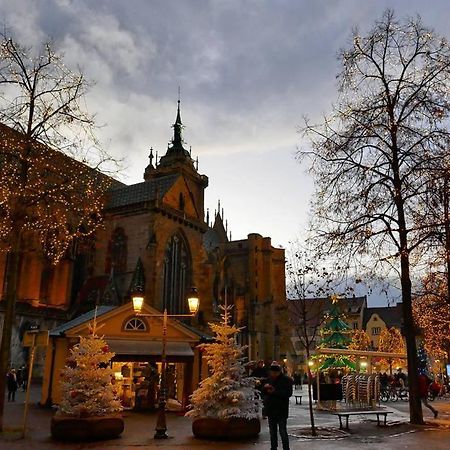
[418,372,438,418]
[262,361,293,450]
[7,368,18,402]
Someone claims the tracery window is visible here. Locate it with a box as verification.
[163,233,191,314]
[105,227,127,273]
[124,317,147,331]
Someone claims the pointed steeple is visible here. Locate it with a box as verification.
[172,99,183,147]
[129,258,145,297]
[158,95,194,168]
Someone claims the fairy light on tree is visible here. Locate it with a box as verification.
[0,33,118,430]
[413,273,450,358]
[378,327,406,374]
[300,10,450,424]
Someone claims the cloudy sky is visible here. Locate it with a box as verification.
[1,0,450,251]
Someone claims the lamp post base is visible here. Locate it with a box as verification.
[154,401,168,439]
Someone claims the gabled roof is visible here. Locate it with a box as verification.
[362,304,403,330]
[50,306,115,336]
[106,174,180,209]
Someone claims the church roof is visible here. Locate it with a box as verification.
[106,173,180,209]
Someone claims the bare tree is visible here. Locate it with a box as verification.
[286,250,350,436]
[300,11,450,424]
[0,34,117,430]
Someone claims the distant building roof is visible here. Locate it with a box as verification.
[362,304,403,330]
[50,306,115,336]
[288,296,367,328]
[106,174,180,209]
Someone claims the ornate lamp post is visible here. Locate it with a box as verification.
[132,287,199,439]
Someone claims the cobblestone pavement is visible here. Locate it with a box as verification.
[1,386,449,449]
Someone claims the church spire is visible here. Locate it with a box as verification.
[172,89,183,147]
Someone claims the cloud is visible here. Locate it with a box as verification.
[1,0,450,252]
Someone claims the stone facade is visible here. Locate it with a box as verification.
[0,104,287,370]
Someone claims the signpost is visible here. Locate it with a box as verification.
[22,328,49,437]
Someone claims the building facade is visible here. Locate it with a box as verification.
[0,103,287,374]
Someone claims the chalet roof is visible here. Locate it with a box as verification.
[50,306,115,336]
[362,304,403,329]
[106,174,180,209]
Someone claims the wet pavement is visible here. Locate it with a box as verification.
[1,385,449,449]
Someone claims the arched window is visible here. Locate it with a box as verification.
[163,233,191,314]
[105,227,127,273]
[123,317,147,331]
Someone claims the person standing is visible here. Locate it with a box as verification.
[252,359,269,379]
[7,368,18,402]
[418,372,438,418]
[262,361,293,450]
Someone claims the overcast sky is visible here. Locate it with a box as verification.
[1,0,450,252]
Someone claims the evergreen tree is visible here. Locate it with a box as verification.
[57,318,122,417]
[186,304,260,420]
[417,342,431,375]
[318,295,355,370]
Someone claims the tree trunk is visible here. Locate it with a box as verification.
[305,348,317,437]
[0,232,21,431]
[396,204,423,424]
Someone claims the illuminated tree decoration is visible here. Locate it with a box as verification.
[378,327,406,371]
[318,295,355,370]
[58,318,122,418]
[186,304,260,420]
[349,329,371,352]
[413,274,450,358]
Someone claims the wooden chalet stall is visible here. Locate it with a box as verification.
[40,303,208,410]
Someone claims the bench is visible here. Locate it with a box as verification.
[294,395,302,405]
[332,411,393,430]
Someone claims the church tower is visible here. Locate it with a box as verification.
[144,99,208,220]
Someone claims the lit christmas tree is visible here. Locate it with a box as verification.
[186,304,260,420]
[57,317,122,418]
[318,295,355,370]
[417,341,431,375]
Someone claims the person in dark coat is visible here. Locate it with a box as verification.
[262,361,293,450]
[7,369,18,402]
[251,359,269,379]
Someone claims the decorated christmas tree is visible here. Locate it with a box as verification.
[318,295,355,370]
[57,316,122,418]
[417,341,431,375]
[186,304,260,420]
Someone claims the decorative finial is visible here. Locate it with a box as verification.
[206,208,210,226]
[225,220,228,233]
[331,294,339,304]
[196,156,199,170]
[149,147,154,167]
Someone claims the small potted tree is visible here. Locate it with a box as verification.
[51,318,123,441]
[186,304,261,439]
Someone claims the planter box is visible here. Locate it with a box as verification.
[51,414,124,441]
[192,417,260,440]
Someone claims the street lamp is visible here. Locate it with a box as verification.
[131,287,200,440]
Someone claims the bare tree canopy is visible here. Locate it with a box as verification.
[0,33,118,431]
[300,10,450,424]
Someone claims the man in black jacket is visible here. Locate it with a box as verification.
[262,361,293,450]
